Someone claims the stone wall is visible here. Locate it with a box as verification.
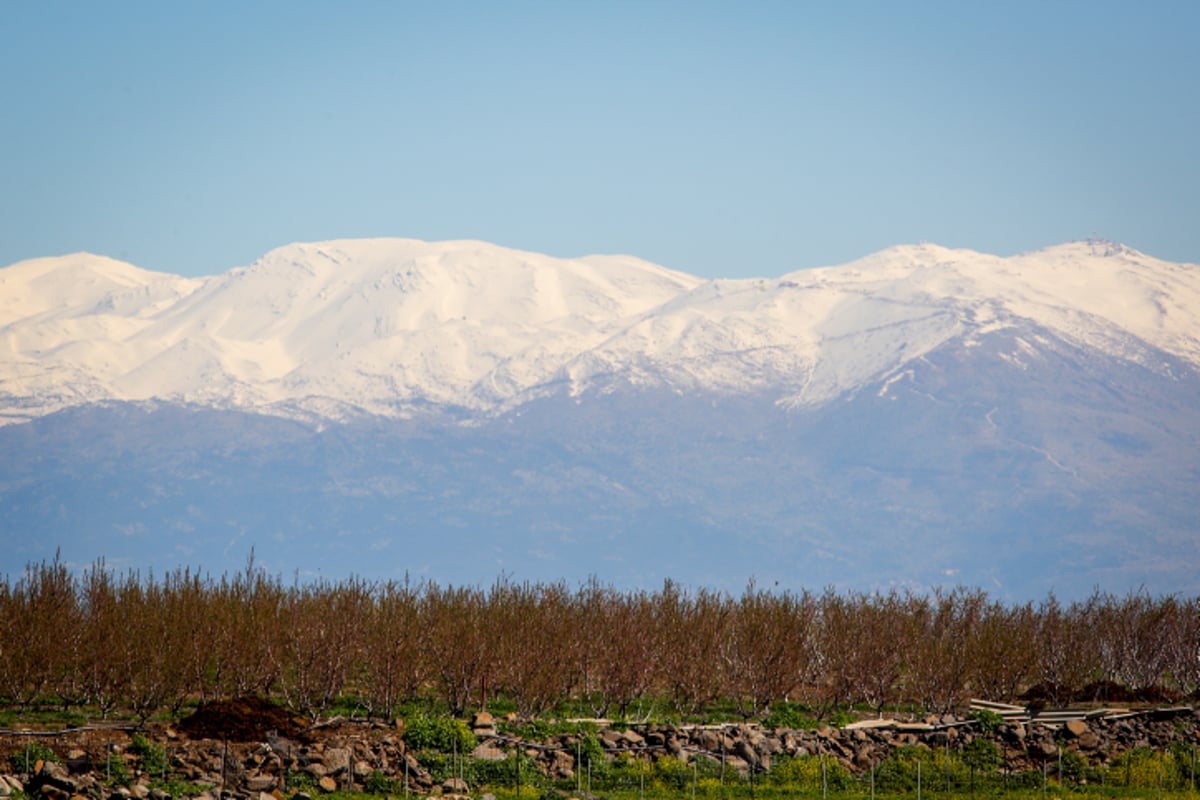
[2,707,1197,800]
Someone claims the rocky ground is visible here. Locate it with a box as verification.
[2,701,1198,800]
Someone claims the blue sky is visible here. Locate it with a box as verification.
[2,1,1197,279]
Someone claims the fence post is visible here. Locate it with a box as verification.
[715,734,724,786]
[945,737,951,792]
[917,759,922,800]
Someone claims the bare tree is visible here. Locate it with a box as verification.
[488,578,576,718]
[274,578,369,720]
[1164,596,1200,697]
[1033,594,1099,705]
[78,562,128,718]
[422,584,489,716]
[575,579,659,719]
[722,583,818,718]
[0,557,77,711]
[655,581,730,716]
[966,600,1037,702]
[361,577,428,718]
[819,590,906,716]
[904,588,986,712]
[1093,589,1173,695]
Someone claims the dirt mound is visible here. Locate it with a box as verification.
[178,696,304,742]
[1021,680,1182,707]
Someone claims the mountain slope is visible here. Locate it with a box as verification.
[1,238,1198,597]
[1,238,1196,424]
[2,322,1196,598]
[0,239,705,422]
[563,241,1199,406]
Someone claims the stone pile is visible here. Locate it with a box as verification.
[1,706,1196,800]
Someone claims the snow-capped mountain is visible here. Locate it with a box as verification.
[1,238,1196,424]
[1,238,1198,598]
[0,239,703,423]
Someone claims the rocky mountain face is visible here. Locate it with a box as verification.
[1,239,1197,598]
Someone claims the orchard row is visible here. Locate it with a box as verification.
[1,558,1196,722]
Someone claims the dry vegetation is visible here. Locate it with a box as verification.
[1,557,1197,723]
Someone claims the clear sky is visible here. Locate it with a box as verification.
[2,1,1197,279]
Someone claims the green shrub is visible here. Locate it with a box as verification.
[763,702,818,730]
[130,733,168,776]
[873,745,935,792]
[1105,745,1198,790]
[971,708,1005,734]
[472,751,545,790]
[282,768,317,794]
[828,709,854,727]
[364,769,396,794]
[150,778,211,798]
[8,741,58,773]
[651,755,692,790]
[769,754,853,791]
[575,732,608,770]
[415,752,454,784]
[502,718,553,741]
[603,752,652,791]
[403,713,477,754]
[105,752,131,787]
[962,739,1002,773]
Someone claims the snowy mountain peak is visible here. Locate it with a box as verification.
[0,239,1197,426]
[0,252,198,327]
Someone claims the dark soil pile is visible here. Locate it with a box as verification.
[177,696,304,742]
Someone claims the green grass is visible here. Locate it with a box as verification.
[310,789,1200,800]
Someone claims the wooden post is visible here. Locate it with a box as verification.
[946,737,951,792]
[721,736,726,785]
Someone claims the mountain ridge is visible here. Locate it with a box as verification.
[2,237,1196,426]
[2,238,1198,597]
